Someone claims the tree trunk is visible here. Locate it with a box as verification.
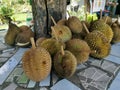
[84,0,90,12]
[31,0,67,39]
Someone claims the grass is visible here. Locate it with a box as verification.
[0,12,27,30]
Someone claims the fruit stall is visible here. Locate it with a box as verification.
[0,0,120,90]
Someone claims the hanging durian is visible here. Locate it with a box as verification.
[22,37,51,82]
[53,46,77,78]
[4,22,21,46]
[66,39,91,64]
[66,16,83,33]
[15,25,34,47]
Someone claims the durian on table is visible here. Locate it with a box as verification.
[22,37,52,82]
[90,19,113,43]
[4,21,21,46]
[53,46,77,78]
[15,25,34,47]
[111,20,120,44]
[66,39,91,64]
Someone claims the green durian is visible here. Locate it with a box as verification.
[4,22,20,46]
[85,31,111,59]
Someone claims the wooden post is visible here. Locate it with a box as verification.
[31,0,67,39]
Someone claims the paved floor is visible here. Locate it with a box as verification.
[0,30,120,90]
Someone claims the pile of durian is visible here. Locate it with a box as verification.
[4,15,120,82]
[4,21,34,47]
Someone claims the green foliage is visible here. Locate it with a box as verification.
[0,5,14,23]
[0,5,14,17]
[18,0,25,4]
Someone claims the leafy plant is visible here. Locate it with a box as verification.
[0,5,14,23]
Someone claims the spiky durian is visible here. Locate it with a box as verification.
[102,16,112,25]
[66,39,91,64]
[4,22,20,46]
[84,31,111,59]
[53,47,77,78]
[22,38,51,82]
[67,16,83,33]
[15,25,34,47]
[39,38,65,55]
[90,19,113,43]
[36,37,47,47]
[57,19,67,25]
[111,23,120,44]
[51,25,72,42]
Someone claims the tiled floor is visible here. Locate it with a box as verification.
[0,30,120,90]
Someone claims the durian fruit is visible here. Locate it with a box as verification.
[39,27,66,55]
[111,22,120,44]
[19,25,30,31]
[36,37,47,47]
[102,16,112,25]
[90,19,113,43]
[15,25,34,47]
[51,16,72,42]
[51,25,72,42]
[4,22,21,46]
[66,39,91,64]
[57,19,67,25]
[84,31,111,59]
[39,38,65,55]
[53,46,77,78]
[22,37,51,82]
[67,16,83,33]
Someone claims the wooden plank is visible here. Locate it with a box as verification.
[0,48,28,85]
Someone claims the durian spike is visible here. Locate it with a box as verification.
[51,16,57,25]
[82,23,90,34]
[100,9,102,19]
[61,46,65,56]
[30,37,36,49]
[51,26,58,41]
[104,16,108,24]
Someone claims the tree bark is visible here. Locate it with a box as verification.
[31,0,67,39]
[84,0,90,12]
